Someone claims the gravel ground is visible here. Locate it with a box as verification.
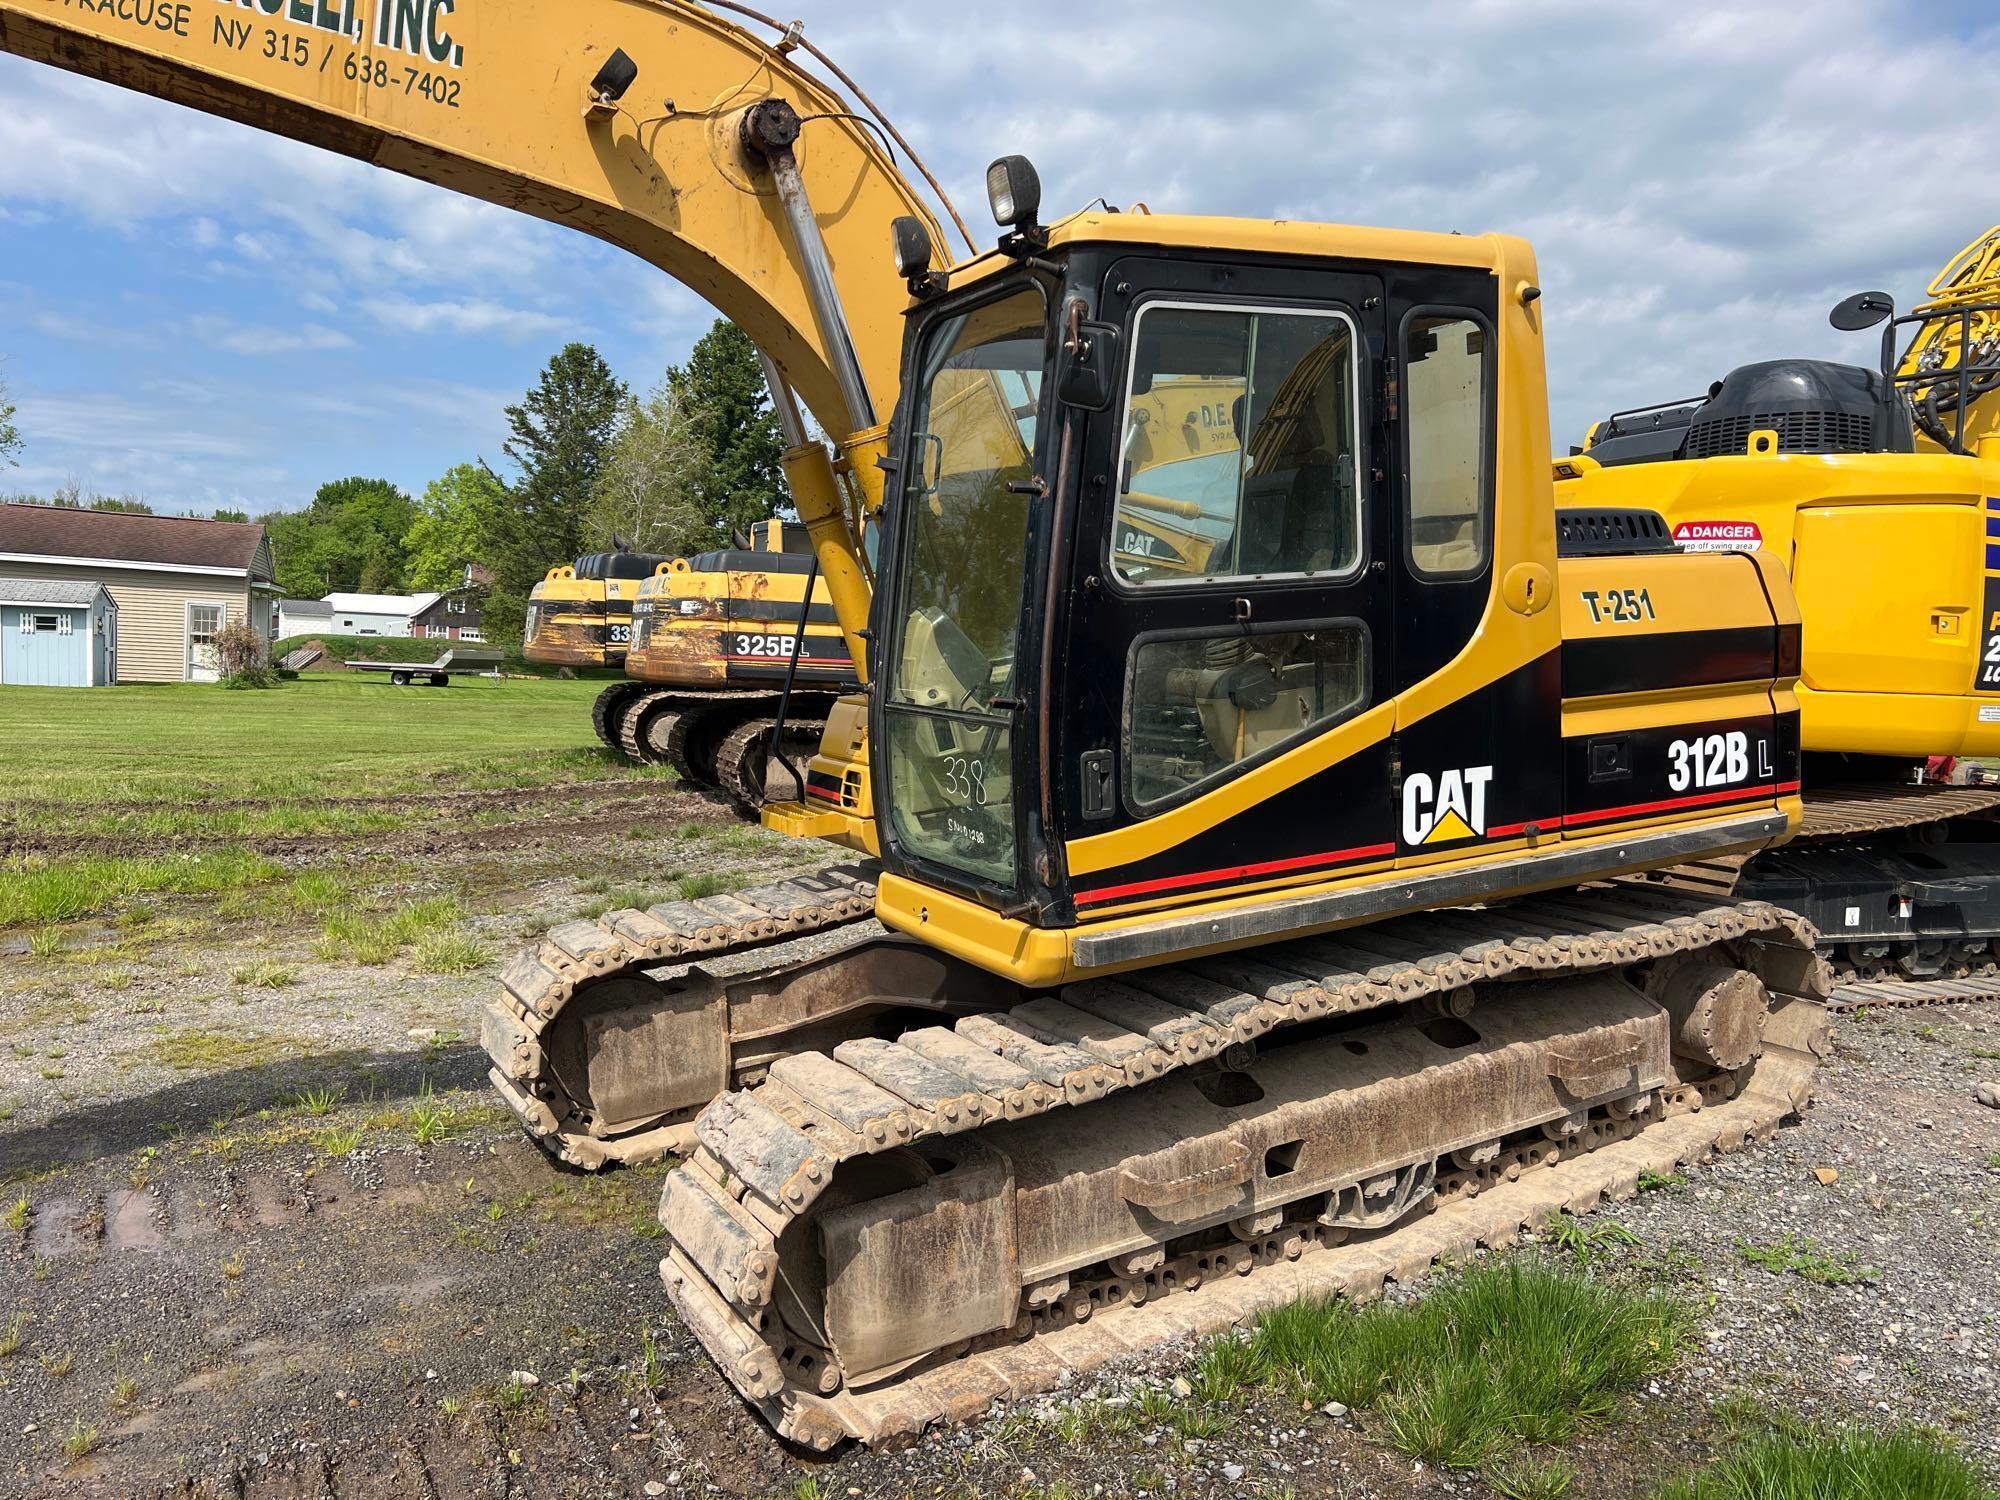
[0,976,1992,1498]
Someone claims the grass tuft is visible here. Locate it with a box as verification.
[0,1313,27,1356]
[0,847,282,930]
[28,927,64,958]
[676,871,737,901]
[4,1194,30,1233]
[1655,1424,1989,1500]
[230,961,297,989]
[1249,1261,1689,1471]
[316,1123,364,1158]
[292,1085,343,1117]
[1490,1455,1576,1500]
[61,1416,99,1463]
[411,929,486,975]
[1736,1235,1879,1286]
[1544,1212,1642,1264]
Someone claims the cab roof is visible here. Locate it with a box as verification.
[944,212,1522,290]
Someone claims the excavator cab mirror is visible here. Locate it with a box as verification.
[891,216,946,297]
[1056,316,1124,411]
[1829,290,1894,332]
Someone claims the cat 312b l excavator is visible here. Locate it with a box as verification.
[5,0,1845,1450]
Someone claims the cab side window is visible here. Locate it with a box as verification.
[1403,313,1491,578]
[1127,625,1369,809]
[1110,303,1363,586]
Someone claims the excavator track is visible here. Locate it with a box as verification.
[482,863,882,1170]
[657,888,1830,1450]
[1801,781,2000,837]
[592,682,650,752]
[617,690,682,765]
[715,717,827,809]
[1829,974,2000,1010]
[1650,781,2000,1003]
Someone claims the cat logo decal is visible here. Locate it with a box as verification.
[1402,765,1493,847]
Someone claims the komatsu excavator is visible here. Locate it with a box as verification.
[3,0,1837,1450]
[1568,228,2000,983]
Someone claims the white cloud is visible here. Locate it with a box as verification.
[359,294,574,342]
[186,315,354,356]
[1,0,1994,491]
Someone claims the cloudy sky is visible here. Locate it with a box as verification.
[0,0,1990,514]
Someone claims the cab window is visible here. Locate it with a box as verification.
[1111,303,1363,586]
[1403,312,1491,577]
[1127,625,1369,809]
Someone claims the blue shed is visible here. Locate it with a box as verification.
[0,578,118,687]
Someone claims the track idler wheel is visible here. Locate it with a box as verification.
[1653,960,1769,1071]
[617,692,676,765]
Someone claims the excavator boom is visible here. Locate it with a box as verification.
[0,0,943,442]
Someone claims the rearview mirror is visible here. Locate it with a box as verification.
[1829,290,1895,332]
[1057,319,1123,410]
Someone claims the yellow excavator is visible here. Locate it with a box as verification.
[1568,228,2000,982]
[524,548,668,749]
[612,518,858,803]
[8,0,1870,1451]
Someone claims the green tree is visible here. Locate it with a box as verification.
[589,381,705,556]
[0,377,19,468]
[213,508,249,523]
[405,463,505,591]
[92,498,154,515]
[263,477,415,597]
[487,343,627,649]
[668,320,787,548]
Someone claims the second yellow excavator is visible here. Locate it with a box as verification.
[5,0,1867,1453]
[1568,227,2000,982]
[612,519,858,803]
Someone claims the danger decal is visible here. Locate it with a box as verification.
[1671,520,1762,553]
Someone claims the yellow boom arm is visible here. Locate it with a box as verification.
[0,0,938,436]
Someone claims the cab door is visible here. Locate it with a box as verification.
[1052,254,1396,917]
[1380,276,1562,869]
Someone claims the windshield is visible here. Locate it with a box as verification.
[882,282,1047,888]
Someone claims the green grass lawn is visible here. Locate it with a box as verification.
[0,676,636,813]
[0,676,673,929]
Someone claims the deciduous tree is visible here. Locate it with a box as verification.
[0,378,19,468]
[589,381,705,556]
[262,477,415,598]
[405,463,505,592]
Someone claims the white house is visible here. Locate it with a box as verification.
[322,592,441,638]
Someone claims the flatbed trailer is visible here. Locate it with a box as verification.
[343,648,504,687]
